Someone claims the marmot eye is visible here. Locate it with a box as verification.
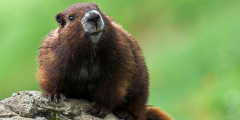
[69,16,75,22]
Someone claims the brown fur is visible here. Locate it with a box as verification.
[38,3,172,120]
[146,107,172,120]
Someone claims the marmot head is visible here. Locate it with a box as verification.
[56,3,106,44]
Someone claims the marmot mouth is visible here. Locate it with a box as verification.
[85,29,103,36]
[94,26,100,33]
[84,30,104,42]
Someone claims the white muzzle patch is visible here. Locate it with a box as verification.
[81,10,104,43]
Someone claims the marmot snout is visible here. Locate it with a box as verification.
[81,9,104,42]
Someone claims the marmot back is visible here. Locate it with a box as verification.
[38,3,172,120]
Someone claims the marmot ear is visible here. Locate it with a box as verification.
[56,12,66,27]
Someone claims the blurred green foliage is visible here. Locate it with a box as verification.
[0,0,240,120]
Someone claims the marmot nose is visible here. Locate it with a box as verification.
[87,11,100,24]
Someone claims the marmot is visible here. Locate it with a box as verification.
[38,3,172,120]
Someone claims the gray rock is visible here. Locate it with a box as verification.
[0,91,120,120]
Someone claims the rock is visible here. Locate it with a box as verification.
[0,91,120,120]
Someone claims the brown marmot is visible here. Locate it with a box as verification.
[38,3,172,120]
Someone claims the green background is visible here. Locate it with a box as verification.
[0,0,240,120]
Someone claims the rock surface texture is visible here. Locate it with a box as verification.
[0,91,120,120]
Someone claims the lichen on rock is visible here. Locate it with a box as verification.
[0,91,120,120]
